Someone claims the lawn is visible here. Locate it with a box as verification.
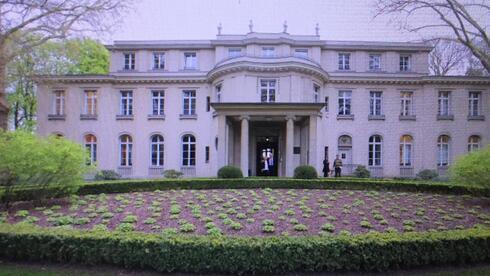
[3,188,489,236]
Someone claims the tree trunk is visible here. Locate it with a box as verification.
[0,44,9,130]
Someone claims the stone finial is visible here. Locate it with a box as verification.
[217,22,222,35]
[283,20,288,33]
[248,19,254,33]
[315,23,320,36]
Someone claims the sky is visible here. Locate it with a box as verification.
[106,0,425,43]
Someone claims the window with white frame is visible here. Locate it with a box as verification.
[338,90,352,115]
[84,90,97,115]
[313,84,320,103]
[338,53,350,70]
[215,84,222,102]
[260,79,276,103]
[369,54,381,70]
[399,55,411,71]
[151,90,165,115]
[294,49,308,59]
[438,91,451,116]
[368,135,382,166]
[468,91,481,116]
[228,48,242,58]
[184,52,197,69]
[153,52,165,70]
[150,134,164,166]
[53,90,65,115]
[182,134,196,166]
[120,90,133,116]
[262,47,275,57]
[369,91,383,116]
[400,135,413,167]
[123,53,135,70]
[437,135,450,166]
[182,90,196,115]
[468,135,481,152]
[119,134,133,166]
[400,91,414,116]
[84,134,97,165]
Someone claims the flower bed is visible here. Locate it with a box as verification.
[3,189,489,236]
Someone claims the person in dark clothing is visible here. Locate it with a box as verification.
[322,159,330,177]
[333,154,343,177]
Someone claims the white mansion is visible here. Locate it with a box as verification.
[37,30,490,178]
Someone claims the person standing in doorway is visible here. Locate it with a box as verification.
[322,159,330,177]
[333,154,343,177]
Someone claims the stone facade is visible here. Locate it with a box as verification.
[36,32,490,178]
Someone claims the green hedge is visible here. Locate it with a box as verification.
[2,178,489,202]
[0,224,489,273]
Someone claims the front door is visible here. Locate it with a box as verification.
[256,136,278,176]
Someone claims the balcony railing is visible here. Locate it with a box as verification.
[368,166,384,178]
[399,167,415,178]
[437,166,449,177]
[117,166,132,177]
[149,166,164,177]
[181,166,196,178]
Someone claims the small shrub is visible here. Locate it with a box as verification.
[206,227,222,236]
[116,223,135,232]
[15,210,29,218]
[450,146,490,187]
[217,166,243,179]
[179,223,196,233]
[321,223,335,232]
[262,225,275,233]
[53,216,74,226]
[94,170,121,181]
[293,224,308,232]
[74,217,90,225]
[162,228,178,236]
[262,219,275,226]
[163,169,183,179]
[122,215,138,223]
[417,169,438,180]
[144,218,157,225]
[293,166,317,179]
[230,222,243,230]
[353,165,370,178]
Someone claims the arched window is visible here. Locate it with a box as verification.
[84,134,97,165]
[468,135,481,152]
[182,134,196,166]
[368,135,382,166]
[119,135,133,166]
[400,135,413,167]
[150,134,164,166]
[437,135,450,166]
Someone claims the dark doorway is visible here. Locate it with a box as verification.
[256,136,278,176]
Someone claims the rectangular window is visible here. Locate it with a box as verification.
[400,55,411,71]
[120,90,133,116]
[262,47,275,57]
[123,53,135,70]
[184,52,197,69]
[468,91,481,116]
[182,90,196,115]
[338,53,350,70]
[205,146,210,163]
[338,90,352,115]
[260,79,277,103]
[53,90,65,115]
[228,48,242,58]
[294,49,308,59]
[438,144,449,166]
[216,84,222,102]
[313,84,320,103]
[400,91,413,116]
[151,90,165,115]
[438,91,451,116]
[369,54,381,70]
[206,96,210,112]
[324,96,329,112]
[153,52,165,70]
[369,91,383,116]
[84,90,97,115]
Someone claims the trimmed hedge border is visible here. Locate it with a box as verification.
[2,178,489,202]
[0,224,489,274]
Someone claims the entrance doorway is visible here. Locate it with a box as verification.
[256,136,278,176]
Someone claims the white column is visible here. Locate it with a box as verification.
[240,116,249,176]
[285,115,295,177]
[217,115,227,169]
[308,115,317,170]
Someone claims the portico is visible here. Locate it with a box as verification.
[211,103,324,177]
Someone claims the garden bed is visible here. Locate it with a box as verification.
[3,189,489,236]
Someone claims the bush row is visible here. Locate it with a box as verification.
[2,178,489,203]
[0,224,488,274]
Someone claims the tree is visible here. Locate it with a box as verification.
[7,38,109,130]
[0,130,90,209]
[450,145,490,187]
[0,0,131,130]
[375,0,490,73]
[429,39,469,75]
